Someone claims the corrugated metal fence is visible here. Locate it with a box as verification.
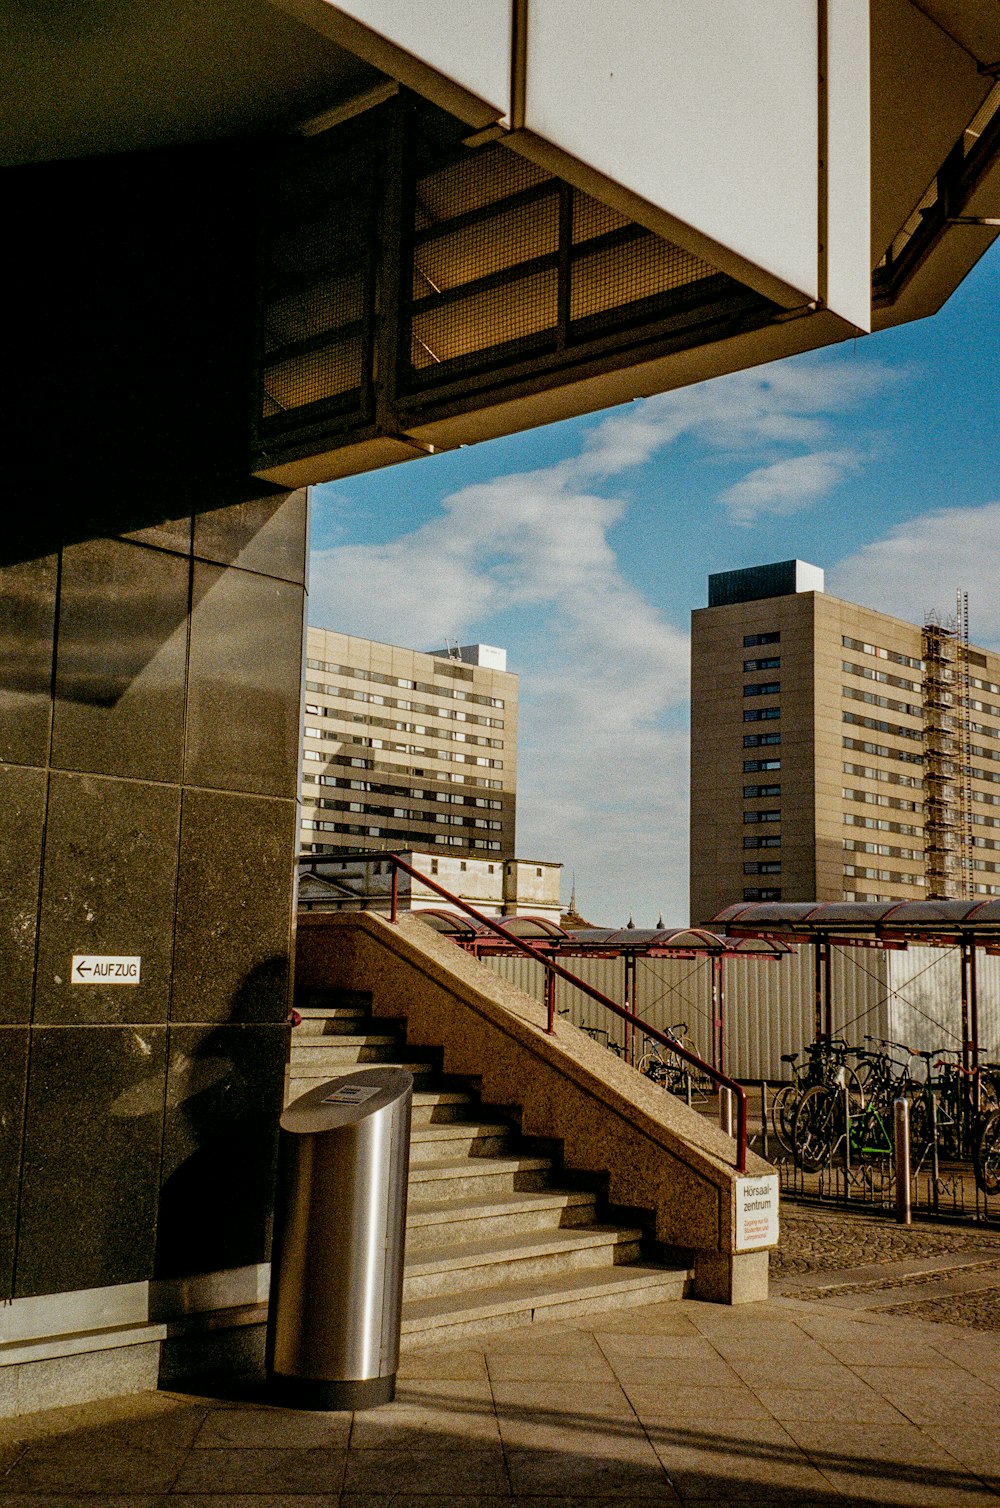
[484,946,1000,1080]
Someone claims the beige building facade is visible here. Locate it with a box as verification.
[690,562,1000,924]
[301,628,517,860]
[298,850,562,922]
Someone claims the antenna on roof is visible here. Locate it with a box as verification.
[445,637,462,661]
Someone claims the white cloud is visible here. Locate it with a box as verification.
[310,352,901,922]
[720,448,862,525]
[831,502,1000,649]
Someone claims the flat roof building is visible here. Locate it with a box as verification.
[690,563,1000,923]
[301,627,517,860]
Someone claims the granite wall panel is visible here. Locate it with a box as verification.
[51,537,190,784]
[172,789,298,1025]
[16,1027,168,1298]
[33,774,182,1026]
[156,1023,288,1278]
[185,561,304,797]
[193,491,308,584]
[0,1028,29,1299]
[0,764,46,1025]
[0,554,57,768]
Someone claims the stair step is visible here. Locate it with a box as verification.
[408,1155,552,1202]
[290,1035,399,1064]
[401,1263,692,1347]
[403,1225,642,1301]
[406,1189,595,1250]
[291,1014,375,1037]
[409,1124,510,1162]
[410,1091,474,1127]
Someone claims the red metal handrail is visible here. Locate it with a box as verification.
[371,852,748,1173]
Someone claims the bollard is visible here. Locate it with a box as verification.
[894,1097,912,1226]
[719,1086,734,1138]
[685,1073,692,1108]
[759,1081,769,1161]
[929,1089,940,1215]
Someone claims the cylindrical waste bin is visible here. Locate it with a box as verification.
[266,1067,412,1409]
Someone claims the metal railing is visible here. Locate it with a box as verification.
[375,853,748,1172]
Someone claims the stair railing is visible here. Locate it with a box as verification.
[370,852,748,1173]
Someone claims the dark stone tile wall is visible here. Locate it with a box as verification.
[0,493,307,1300]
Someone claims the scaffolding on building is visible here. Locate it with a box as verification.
[922,592,973,900]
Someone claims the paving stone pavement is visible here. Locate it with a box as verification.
[2,1291,1000,1506]
[772,1202,1000,1330]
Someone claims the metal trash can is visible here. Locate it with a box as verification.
[266,1067,412,1409]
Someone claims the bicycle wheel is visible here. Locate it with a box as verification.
[793,1084,839,1172]
[974,1109,1000,1196]
[770,1083,797,1154]
[637,1054,667,1085]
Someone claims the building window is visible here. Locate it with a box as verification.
[744,784,780,798]
[743,733,781,747]
[744,758,781,772]
[744,887,781,901]
[743,682,780,696]
[744,657,780,672]
[744,632,780,647]
[743,835,780,848]
[744,861,781,874]
[744,810,780,823]
[744,707,780,722]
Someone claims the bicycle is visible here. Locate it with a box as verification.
[772,1039,866,1155]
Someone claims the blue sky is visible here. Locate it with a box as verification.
[308,246,999,926]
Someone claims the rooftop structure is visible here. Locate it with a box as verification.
[298,848,562,921]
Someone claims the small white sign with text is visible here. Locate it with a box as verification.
[70,955,142,985]
[735,1174,779,1250]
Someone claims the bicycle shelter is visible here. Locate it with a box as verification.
[712,900,1000,1075]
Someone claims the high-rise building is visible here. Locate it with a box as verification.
[300,628,517,859]
[690,561,1000,923]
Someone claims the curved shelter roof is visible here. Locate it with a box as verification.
[712,899,1000,945]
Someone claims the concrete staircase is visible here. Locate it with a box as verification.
[289,990,692,1346]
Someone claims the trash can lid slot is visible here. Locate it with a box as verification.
[281,1068,413,1132]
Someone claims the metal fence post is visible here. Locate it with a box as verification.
[894,1098,912,1225]
[929,1089,940,1215]
[759,1081,769,1161]
[842,1079,852,1203]
[719,1086,734,1138]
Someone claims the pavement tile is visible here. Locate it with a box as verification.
[0,1444,187,1495]
[0,1499,165,1508]
[342,1498,509,1508]
[605,1356,744,1390]
[582,1307,701,1337]
[724,1356,850,1391]
[193,1405,352,1448]
[486,1351,619,1384]
[171,1446,347,1495]
[594,1334,723,1362]
[504,1444,678,1498]
[753,1383,908,1423]
[648,1418,834,1502]
[349,1399,502,1448]
[167,1499,339,1508]
[485,1329,603,1356]
[623,1384,771,1422]
[397,1347,489,1380]
[491,1381,633,1417]
[344,1444,509,1495]
[497,1413,653,1456]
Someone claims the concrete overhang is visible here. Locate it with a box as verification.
[6,1,997,490]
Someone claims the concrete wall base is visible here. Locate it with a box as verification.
[694,1249,770,1304]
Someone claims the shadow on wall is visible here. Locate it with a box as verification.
[154,959,290,1281]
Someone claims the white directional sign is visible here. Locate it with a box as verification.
[70,955,142,985]
[735,1174,779,1251]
